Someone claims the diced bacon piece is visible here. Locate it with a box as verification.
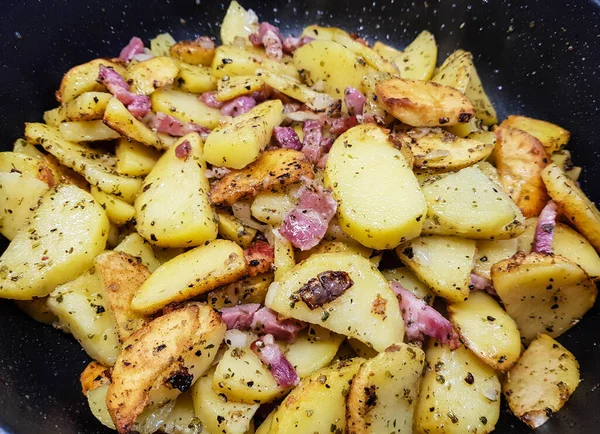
[220,96,257,117]
[251,334,299,388]
[250,22,283,60]
[273,126,303,150]
[205,166,231,180]
[282,36,315,54]
[250,307,305,342]
[279,181,338,251]
[97,65,151,119]
[328,116,359,136]
[220,303,261,329]
[391,282,460,350]
[119,37,145,62]
[195,36,216,49]
[199,91,224,109]
[147,112,209,137]
[301,120,324,164]
[344,87,366,116]
[532,201,558,254]
[244,241,274,277]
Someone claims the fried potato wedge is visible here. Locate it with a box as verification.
[58,120,121,142]
[501,115,570,154]
[396,235,476,302]
[295,240,372,263]
[381,267,434,304]
[373,41,401,62]
[204,100,285,169]
[56,91,113,122]
[518,218,600,280]
[207,273,273,309]
[176,62,217,94]
[210,149,313,206]
[212,45,300,80]
[0,172,49,240]
[135,133,218,248]
[81,361,112,395]
[0,185,108,300]
[473,238,518,280]
[324,124,427,249]
[286,327,345,378]
[550,149,581,181]
[492,252,597,344]
[150,87,222,129]
[251,188,297,226]
[115,233,161,273]
[415,341,501,434]
[170,40,216,66]
[57,58,125,103]
[265,251,404,352]
[106,303,225,433]
[502,334,580,429]
[542,163,600,251]
[48,268,120,366]
[132,239,247,314]
[448,291,521,371]
[193,367,259,434]
[397,127,493,171]
[217,210,258,249]
[376,78,474,127]
[103,97,163,149]
[421,166,525,239]
[220,1,259,45]
[268,358,364,434]
[216,75,264,101]
[95,251,151,342]
[431,50,472,93]
[14,297,57,325]
[492,125,550,217]
[393,30,437,81]
[293,40,375,98]
[346,343,425,434]
[25,123,143,202]
[126,56,179,95]
[115,139,161,177]
[91,186,136,226]
[265,227,296,281]
[0,150,60,187]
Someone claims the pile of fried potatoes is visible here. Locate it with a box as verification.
[1,1,599,432]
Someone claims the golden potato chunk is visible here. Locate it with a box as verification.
[57,59,125,103]
[170,40,216,66]
[501,115,570,154]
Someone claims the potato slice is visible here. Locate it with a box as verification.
[25,123,143,202]
[396,127,493,171]
[115,233,161,273]
[295,240,372,263]
[393,30,437,80]
[14,297,57,325]
[135,133,218,248]
[95,251,150,342]
[381,267,434,304]
[220,0,259,45]
[373,41,401,62]
[286,326,345,378]
[293,40,375,98]
[193,367,259,434]
[421,166,525,239]
[501,115,570,154]
[57,91,113,122]
[415,341,501,434]
[550,149,581,181]
[492,124,550,217]
[212,45,300,80]
[346,343,425,434]
[210,149,312,206]
[48,269,120,366]
[324,124,427,249]
[268,358,364,434]
[265,251,404,352]
[103,97,163,149]
[132,239,247,314]
[107,303,225,433]
[0,172,49,240]
[502,334,580,429]
[492,252,597,344]
[150,87,222,129]
[207,273,273,309]
[517,218,600,280]
[126,56,179,95]
[81,361,111,395]
[542,163,600,251]
[90,186,135,226]
[217,210,257,249]
[251,189,297,226]
[58,120,121,142]
[255,411,274,434]
[396,235,476,302]
[204,100,284,169]
[57,58,126,103]
[170,40,215,66]
[115,139,161,177]
[12,138,45,159]
[266,227,296,281]
[432,50,472,93]
[473,238,518,280]
[176,63,217,94]
[376,78,474,127]
[448,291,521,371]
[0,151,60,187]
[0,185,108,300]
[216,75,264,101]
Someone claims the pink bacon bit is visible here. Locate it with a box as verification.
[301,120,325,164]
[391,282,461,350]
[532,201,558,254]
[147,112,209,137]
[250,22,283,60]
[469,273,497,296]
[199,91,224,109]
[219,305,305,342]
[244,241,275,277]
[273,126,303,150]
[119,37,145,62]
[282,36,314,54]
[344,87,366,116]
[221,96,257,117]
[97,65,151,119]
[195,36,216,49]
[251,334,300,388]
[328,116,359,136]
[279,180,337,251]
[220,303,261,330]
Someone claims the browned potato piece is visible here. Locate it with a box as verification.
[170,40,216,66]
[376,78,474,127]
[542,163,600,251]
[501,115,570,154]
[107,303,225,433]
[57,59,126,103]
[210,149,314,206]
[492,125,550,217]
[80,361,111,395]
[492,252,597,344]
[94,251,151,342]
[503,334,580,429]
[207,273,273,309]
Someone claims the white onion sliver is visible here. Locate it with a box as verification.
[232,201,268,231]
[225,329,249,349]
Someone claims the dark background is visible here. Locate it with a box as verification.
[0,0,599,432]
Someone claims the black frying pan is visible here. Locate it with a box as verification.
[0,0,599,432]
